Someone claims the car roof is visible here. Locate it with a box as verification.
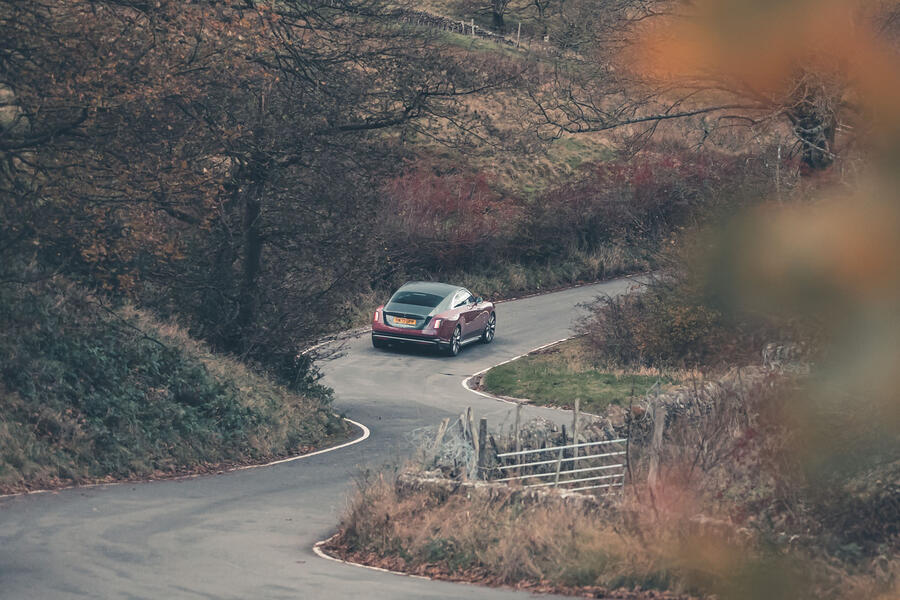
[397,281,461,298]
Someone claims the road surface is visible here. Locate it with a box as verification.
[0,277,641,599]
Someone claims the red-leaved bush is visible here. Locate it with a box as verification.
[381,165,522,269]
[519,150,776,260]
[379,147,783,279]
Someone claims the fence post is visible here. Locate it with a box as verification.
[572,397,580,459]
[513,403,522,474]
[516,21,521,48]
[471,18,475,37]
[553,445,564,487]
[647,397,666,494]
[514,403,521,453]
[477,418,488,476]
[431,417,450,462]
[467,407,478,472]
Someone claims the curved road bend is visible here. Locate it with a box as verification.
[0,277,641,599]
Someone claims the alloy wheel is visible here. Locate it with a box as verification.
[482,314,496,343]
[449,327,461,356]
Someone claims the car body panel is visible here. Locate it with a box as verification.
[372,282,495,353]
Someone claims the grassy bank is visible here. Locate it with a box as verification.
[480,337,679,413]
[327,474,691,598]
[328,474,896,600]
[0,279,351,494]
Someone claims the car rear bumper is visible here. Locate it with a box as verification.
[371,331,448,348]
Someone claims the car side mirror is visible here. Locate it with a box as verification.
[475,296,483,304]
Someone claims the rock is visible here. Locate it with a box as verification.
[762,342,811,374]
[396,471,613,512]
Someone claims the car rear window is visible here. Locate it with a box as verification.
[389,291,444,308]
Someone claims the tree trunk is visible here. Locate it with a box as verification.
[492,10,505,32]
[234,169,265,351]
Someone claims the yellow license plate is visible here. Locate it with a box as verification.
[394,317,416,325]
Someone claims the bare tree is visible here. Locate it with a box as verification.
[533,0,553,22]
[0,0,515,382]
[526,0,883,172]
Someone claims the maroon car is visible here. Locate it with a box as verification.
[372,281,496,356]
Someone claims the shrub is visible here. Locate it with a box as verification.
[518,148,775,264]
[581,259,779,369]
[381,165,522,271]
[374,146,776,312]
[582,284,735,368]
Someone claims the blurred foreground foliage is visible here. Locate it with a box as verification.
[578,0,900,596]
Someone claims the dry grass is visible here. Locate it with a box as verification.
[330,374,899,600]
[332,469,897,599]
[332,472,684,594]
[418,85,619,196]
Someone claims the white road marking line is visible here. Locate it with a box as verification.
[461,337,572,405]
[0,417,370,500]
[232,418,370,470]
[313,534,431,581]
[461,338,605,418]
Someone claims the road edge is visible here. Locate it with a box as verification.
[460,337,573,406]
[313,533,432,582]
[0,417,371,500]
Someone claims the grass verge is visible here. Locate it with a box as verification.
[0,279,352,494]
[480,337,680,413]
[324,473,693,599]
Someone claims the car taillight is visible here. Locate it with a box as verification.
[432,318,442,329]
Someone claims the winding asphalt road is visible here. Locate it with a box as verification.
[0,277,641,599]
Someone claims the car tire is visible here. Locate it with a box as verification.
[372,336,386,349]
[447,326,462,356]
[481,312,496,344]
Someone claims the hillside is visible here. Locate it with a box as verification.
[0,279,350,494]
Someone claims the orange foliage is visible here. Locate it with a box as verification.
[633,0,900,137]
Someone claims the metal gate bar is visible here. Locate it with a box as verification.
[496,438,626,458]
[494,463,624,482]
[497,450,626,470]
[525,473,624,488]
